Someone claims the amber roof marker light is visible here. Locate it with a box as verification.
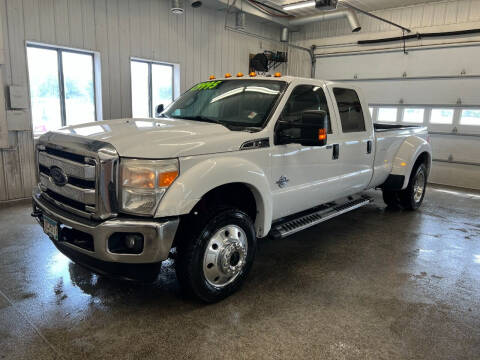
[225,73,232,78]
[274,72,282,77]
[209,75,216,80]
[249,72,257,77]
[236,72,244,77]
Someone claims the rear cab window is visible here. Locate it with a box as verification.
[332,88,366,133]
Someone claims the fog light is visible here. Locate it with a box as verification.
[125,234,142,249]
[108,233,144,254]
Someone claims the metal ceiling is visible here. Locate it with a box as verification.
[264,0,445,17]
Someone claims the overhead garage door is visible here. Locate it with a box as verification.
[315,43,480,190]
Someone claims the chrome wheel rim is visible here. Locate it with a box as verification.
[203,225,248,288]
[413,169,426,203]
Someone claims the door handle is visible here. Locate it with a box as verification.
[332,144,340,160]
[367,140,372,154]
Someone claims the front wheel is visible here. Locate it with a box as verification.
[175,208,256,303]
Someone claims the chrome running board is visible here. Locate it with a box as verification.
[270,194,373,239]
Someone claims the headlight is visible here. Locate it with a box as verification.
[120,158,179,215]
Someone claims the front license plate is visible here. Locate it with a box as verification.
[43,215,59,241]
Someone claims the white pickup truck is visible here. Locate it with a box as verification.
[32,75,432,302]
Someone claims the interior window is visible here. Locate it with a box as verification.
[281,85,332,133]
[333,88,366,133]
[403,108,424,123]
[26,45,97,135]
[378,107,397,122]
[430,109,454,124]
[460,109,480,126]
[131,59,175,118]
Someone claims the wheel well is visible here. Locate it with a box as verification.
[172,183,258,249]
[414,151,431,173]
[192,183,257,222]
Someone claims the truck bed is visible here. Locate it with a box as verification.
[369,123,429,189]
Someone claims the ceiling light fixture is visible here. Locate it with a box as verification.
[170,0,184,14]
[283,1,315,11]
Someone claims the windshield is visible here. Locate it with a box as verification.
[163,79,286,128]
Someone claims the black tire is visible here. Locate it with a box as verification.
[399,163,428,210]
[382,190,402,209]
[175,208,256,303]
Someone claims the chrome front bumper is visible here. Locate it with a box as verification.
[32,188,179,266]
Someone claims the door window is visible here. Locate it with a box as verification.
[333,88,366,133]
[281,85,332,133]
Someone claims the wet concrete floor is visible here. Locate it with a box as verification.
[1,184,479,359]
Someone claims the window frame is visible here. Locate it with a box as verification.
[377,106,399,123]
[26,42,100,131]
[429,107,456,125]
[402,107,426,124]
[459,108,480,127]
[130,57,176,118]
[332,87,367,133]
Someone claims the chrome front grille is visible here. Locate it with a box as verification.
[36,132,119,220]
[38,150,96,180]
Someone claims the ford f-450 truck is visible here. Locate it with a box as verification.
[32,75,432,302]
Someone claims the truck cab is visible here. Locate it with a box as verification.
[32,75,432,302]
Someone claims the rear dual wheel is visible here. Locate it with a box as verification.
[382,163,427,210]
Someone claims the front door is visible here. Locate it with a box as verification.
[271,83,345,220]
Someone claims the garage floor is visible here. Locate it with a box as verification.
[1,185,479,360]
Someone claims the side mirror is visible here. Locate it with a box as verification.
[276,110,328,147]
[155,104,164,117]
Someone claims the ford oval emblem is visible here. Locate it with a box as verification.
[50,166,68,187]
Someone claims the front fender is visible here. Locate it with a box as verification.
[155,156,273,237]
[391,136,432,189]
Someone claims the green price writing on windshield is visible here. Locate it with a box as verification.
[192,81,222,91]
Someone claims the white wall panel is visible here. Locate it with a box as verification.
[0,0,285,201]
[347,78,480,106]
[314,44,480,106]
[430,161,480,190]
[316,45,480,81]
[288,0,480,78]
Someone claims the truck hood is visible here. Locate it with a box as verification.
[50,118,257,158]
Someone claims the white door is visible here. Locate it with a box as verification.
[326,85,375,195]
[271,83,346,220]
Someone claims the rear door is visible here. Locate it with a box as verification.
[326,85,375,195]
